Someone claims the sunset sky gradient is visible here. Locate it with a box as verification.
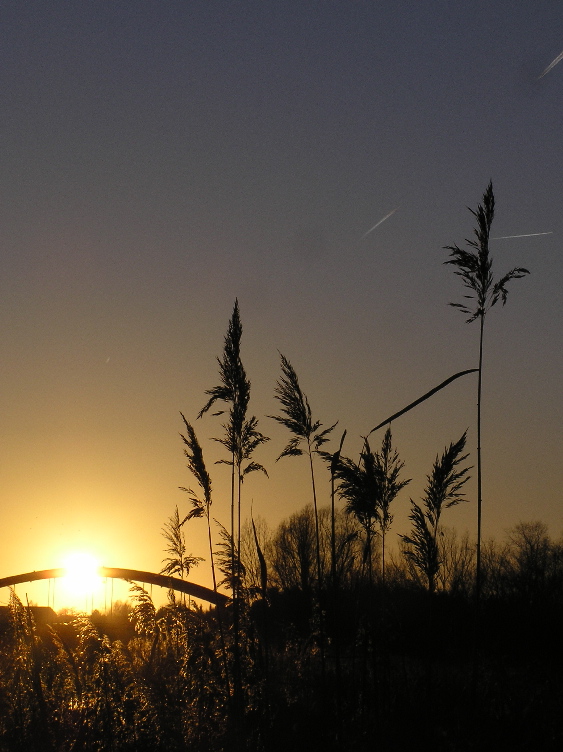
[1,1,561,606]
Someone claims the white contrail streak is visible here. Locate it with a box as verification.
[539,50,563,79]
[361,207,399,239]
[492,232,553,239]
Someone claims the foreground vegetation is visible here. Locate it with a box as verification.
[1,517,562,751]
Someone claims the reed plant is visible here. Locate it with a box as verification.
[160,505,203,593]
[197,300,269,722]
[401,432,471,594]
[179,415,218,594]
[332,429,409,587]
[179,414,230,696]
[198,300,269,587]
[269,353,337,592]
[444,182,529,600]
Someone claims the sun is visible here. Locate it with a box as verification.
[60,552,103,609]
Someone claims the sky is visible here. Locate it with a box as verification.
[0,1,561,608]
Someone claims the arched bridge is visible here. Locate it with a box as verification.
[0,567,228,607]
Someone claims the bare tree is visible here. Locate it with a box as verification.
[435,526,475,596]
[506,521,552,602]
[269,505,317,593]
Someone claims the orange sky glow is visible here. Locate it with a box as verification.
[1,3,561,612]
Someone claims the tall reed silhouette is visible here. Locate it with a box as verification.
[329,430,347,593]
[160,505,203,580]
[160,504,203,605]
[332,428,409,587]
[197,300,268,721]
[179,415,217,595]
[270,352,337,592]
[179,414,229,690]
[444,182,529,601]
[198,301,268,581]
[373,428,410,585]
[401,432,471,594]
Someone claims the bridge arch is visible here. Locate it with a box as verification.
[0,567,228,607]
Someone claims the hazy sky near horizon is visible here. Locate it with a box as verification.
[1,1,561,605]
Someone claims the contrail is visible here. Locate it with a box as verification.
[492,232,553,239]
[539,50,563,79]
[361,207,399,239]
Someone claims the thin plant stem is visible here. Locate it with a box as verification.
[444,181,529,603]
[307,440,326,678]
[476,312,484,603]
[308,442,323,592]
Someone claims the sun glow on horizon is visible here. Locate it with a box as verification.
[60,552,104,610]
